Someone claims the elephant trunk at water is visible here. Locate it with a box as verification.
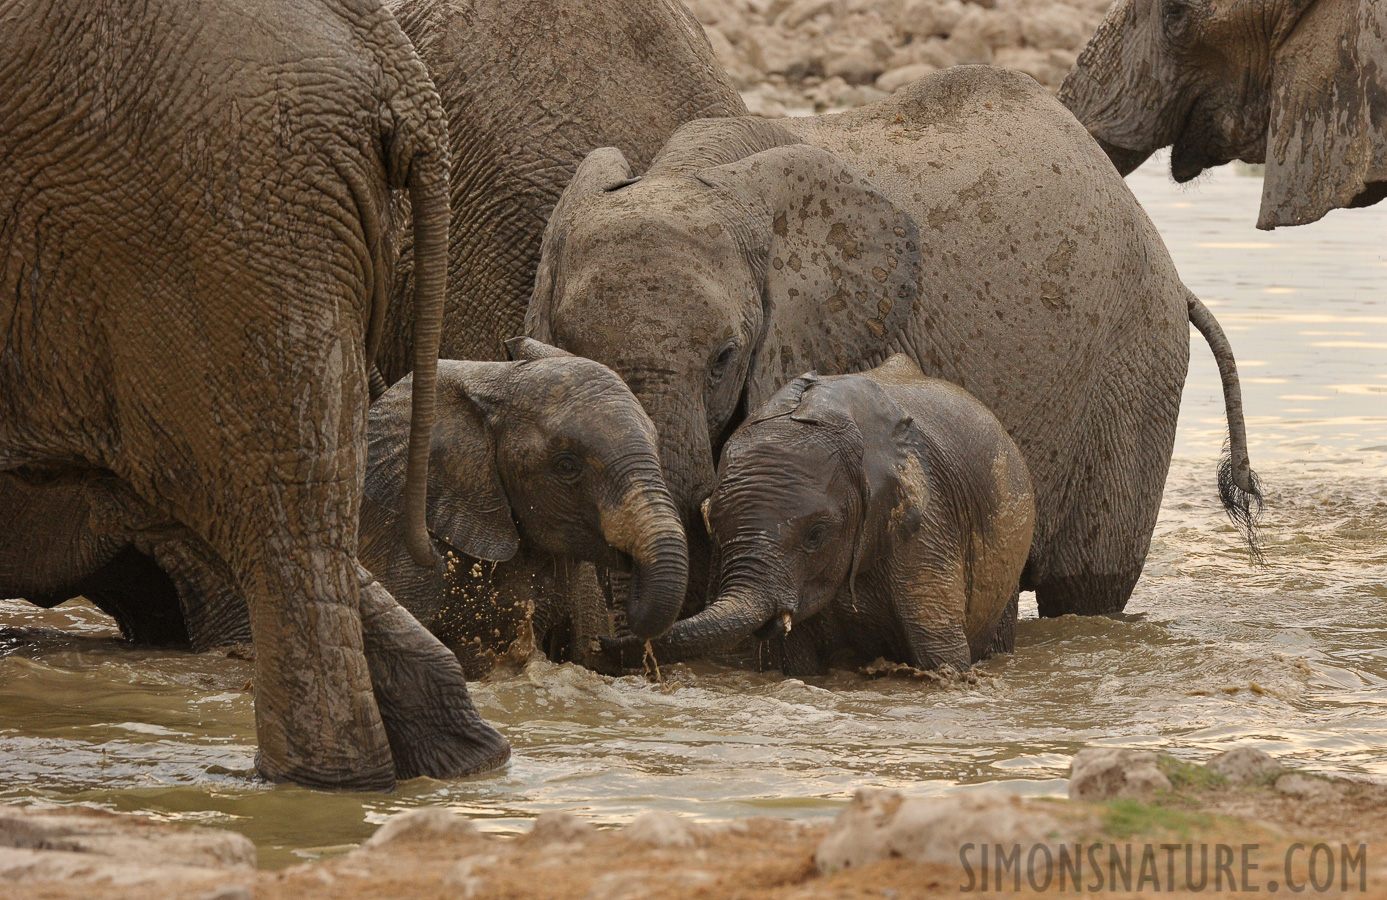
[359,339,688,678]
[615,356,1035,677]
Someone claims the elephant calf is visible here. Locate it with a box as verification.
[362,339,688,679]
[628,356,1034,677]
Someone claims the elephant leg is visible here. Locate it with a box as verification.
[981,590,1018,659]
[146,538,253,651]
[356,565,511,780]
[1030,339,1185,618]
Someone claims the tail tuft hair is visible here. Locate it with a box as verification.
[1217,446,1264,565]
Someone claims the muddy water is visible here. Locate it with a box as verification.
[1,156,1384,869]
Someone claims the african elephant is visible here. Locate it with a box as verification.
[529,66,1261,620]
[620,356,1034,677]
[371,0,747,379]
[1058,0,1387,229]
[0,0,508,788]
[360,339,687,678]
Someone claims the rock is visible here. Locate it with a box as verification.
[362,808,481,850]
[950,6,1021,50]
[1068,749,1173,801]
[743,24,817,77]
[816,789,1063,873]
[900,0,967,37]
[823,44,886,83]
[199,889,253,900]
[1275,773,1340,802]
[741,83,795,117]
[1019,4,1088,50]
[702,26,762,89]
[994,46,1064,87]
[778,0,845,28]
[876,62,936,92]
[0,805,256,871]
[1207,748,1285,785]
[527,811,596,844]
[621,811,699,848]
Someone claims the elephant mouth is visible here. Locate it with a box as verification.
[752,609,795,641]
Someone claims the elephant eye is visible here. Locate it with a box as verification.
[551,451,584,484]
[802,521,829,551]
[707,342,738,386]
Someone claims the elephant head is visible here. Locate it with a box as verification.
[1058,0,1387,228]
[526,118,921,606]
[649,373,927,659]
[365,340,688,640]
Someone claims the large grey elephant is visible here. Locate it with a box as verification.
[361,340,687,678]
[1058,0,1387,229]
[0,0,508,789]
[529,66,1261,620]
[621,356,1034,677]
[371,0,747,378]
[1,341,688,681]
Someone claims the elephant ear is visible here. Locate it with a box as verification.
[504,336,574,362]
[527,147,637,343]
[366,368,519,562]
[790,375,928,598]
[1260,0,1387,229]
[694,145,922,412]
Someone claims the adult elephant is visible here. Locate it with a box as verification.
[371,0,748,378]
[1058,0,1387,229]
[0,0,507,788]
[528,67,1260,619]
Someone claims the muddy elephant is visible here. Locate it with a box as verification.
[618,356,1034,677]
[529,66,1261,620]
[360,339,687,678]
[0,0,509,788]
[371,0,747,378]
[1058,0,1387,229]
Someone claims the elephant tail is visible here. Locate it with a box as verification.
[1187,290,1264,563]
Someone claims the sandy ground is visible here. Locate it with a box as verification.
[8,754,1387,899]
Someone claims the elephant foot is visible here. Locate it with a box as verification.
[1034,572,1139,617]
[357,567,511,781]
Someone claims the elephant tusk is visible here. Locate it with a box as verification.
[780,612,793,635]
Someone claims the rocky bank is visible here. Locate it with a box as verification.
[685,0,1111,115]
[7,748,1387,899]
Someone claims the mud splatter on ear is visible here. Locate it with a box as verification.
[527,147,635,342]
[701,497,712,536]
[366,367,519,562]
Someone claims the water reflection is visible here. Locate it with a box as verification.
[0,154,1383,868]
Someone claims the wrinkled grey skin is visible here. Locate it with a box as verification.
[0,0,508,789]
[622,356,1035,677]
[374,0,747,376]
[360,339,688,678]
[531,66,1261,620]
[1059,0,1387,229]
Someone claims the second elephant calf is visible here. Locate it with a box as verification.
[639,356,1034,677]
[362,339,688,679]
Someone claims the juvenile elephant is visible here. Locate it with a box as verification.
[1058,0,1387,229]
[0,0,507,788]
[529,66,1261,620]
[372,0,747,377]
[626,356,1034,677]
[361,340,688,678]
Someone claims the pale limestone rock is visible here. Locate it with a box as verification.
[362,808,481,850]
[816,789,1064,873]
[1275,773,1339,802]
[528,811,597,844]
[877,62,937,92]
[1019,3,1088,49]
[1068,749,1173,801]
[1207,748,1285,785]
[621,811,699,848]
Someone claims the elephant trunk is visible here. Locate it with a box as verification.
[653,586,780,660]
[402,168,449,567]
[602,484,689,640]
